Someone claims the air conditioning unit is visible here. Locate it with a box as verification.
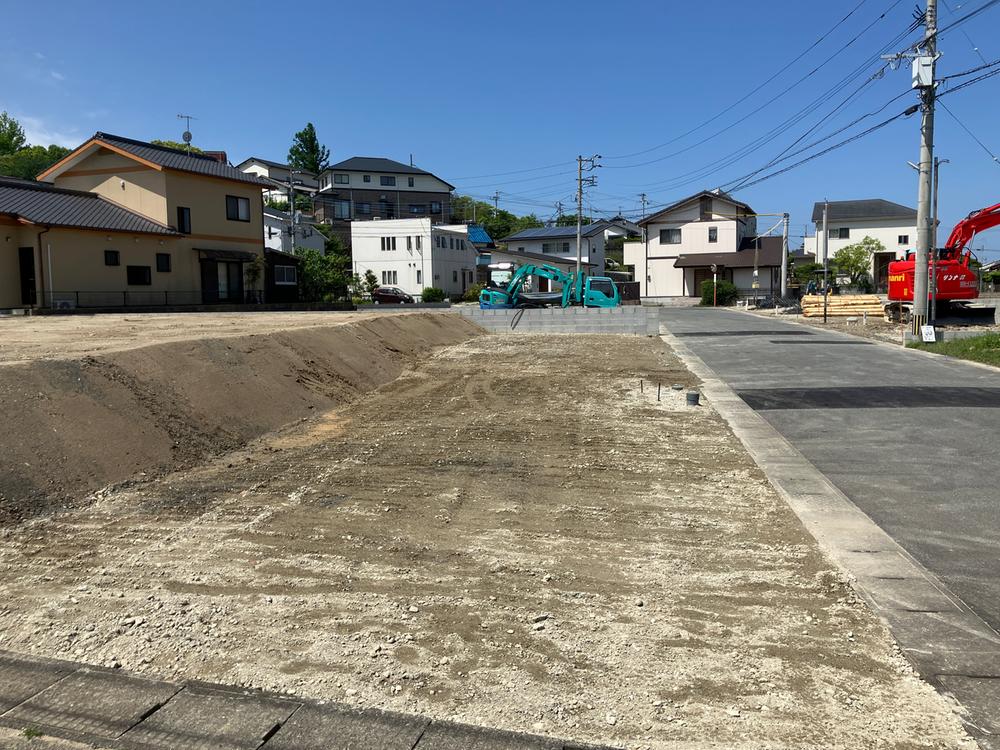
[53,299,76,311]
[372,216,381,221]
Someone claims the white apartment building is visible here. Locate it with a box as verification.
[627,190,778,298]
[500,220,627,274]
[803,199,918,291]
[350,218,476,298]
[236,157,319,204]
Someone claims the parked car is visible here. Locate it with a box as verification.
[372,286,415,304]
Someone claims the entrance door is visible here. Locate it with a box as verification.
[216,261,244,302]
[692,267,714,296]
[18,247,36,305]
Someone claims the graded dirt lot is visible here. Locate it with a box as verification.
[0,311,435,365]
[0,332,972,749]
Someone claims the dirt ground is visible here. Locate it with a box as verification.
[0,334,973,749]
[0,311,438,365]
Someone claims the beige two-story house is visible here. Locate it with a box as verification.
[0,133,268,310]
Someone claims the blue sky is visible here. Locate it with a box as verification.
[3,0,999,257]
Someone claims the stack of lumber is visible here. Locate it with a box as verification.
[801,294,884,318]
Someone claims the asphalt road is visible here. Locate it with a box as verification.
[660,307,1000,634]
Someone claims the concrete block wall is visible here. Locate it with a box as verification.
[456,305,659,335]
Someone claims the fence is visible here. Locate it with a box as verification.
[46,291,251,309]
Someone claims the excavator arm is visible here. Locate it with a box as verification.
[944,202,1000,257]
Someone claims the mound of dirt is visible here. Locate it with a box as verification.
[0,313,481,524]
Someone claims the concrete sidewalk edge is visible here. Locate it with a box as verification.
[659,325,1000,748]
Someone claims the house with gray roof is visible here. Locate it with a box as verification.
[803,198,918,291]
[312,157,455,244]
[499,220,633,274]
[1,132,277,310]
[236,157,319,205]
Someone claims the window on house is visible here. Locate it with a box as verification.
[274,265,297,285]
[126,265,152,285]
[449,237,455,249]
[542,243,552,253]
[898,234,909,244]
[409,204,426,215]
[453,270,458,283]
[417,269,422,284]
[517,246,525,253]
[332,199,351,219]
[699,195,712,220]
[391,237,397,250]
[407,236,413,251]
[357,202,371,215]
[104,250,120,266]
[381,237,388,251]
[226,195,250,222]
[392,270,398,284]
[177,206,191,234]
[830,227,850,239]
[363,174,371,183]
[380,176,396,186]
[408,177,415,187]
[660,228,682,244]
[561,242,570,253]
[155,253,171,272]
[430,201,442,213]
[416,236,422,250]
[461,240,466,250]
[334,174,349,184]
[382,271,388,284]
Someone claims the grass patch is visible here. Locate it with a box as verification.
[22,727,43,739]
[907,332,1000,367]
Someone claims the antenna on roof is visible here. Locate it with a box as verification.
[177,114,197,154]
[409,153,413,166]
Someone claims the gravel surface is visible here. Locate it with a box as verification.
[0,334,974,749]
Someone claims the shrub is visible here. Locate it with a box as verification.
[700,278,739,306]
[421,287,446,303]
[462,283,484,302]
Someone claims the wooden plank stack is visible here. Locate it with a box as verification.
[801,294,884,318]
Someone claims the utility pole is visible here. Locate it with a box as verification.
[575,155,600,283]
[931,156,948,321]
[822,201,830,324]
[640,192,649,296]
[492,191,500,214]
[781,212,790,299]
[912,0,938,333]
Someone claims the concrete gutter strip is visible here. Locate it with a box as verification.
[660,325,1000,747]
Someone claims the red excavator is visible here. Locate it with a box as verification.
[886,202,1000,321]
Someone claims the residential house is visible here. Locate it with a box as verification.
[263,249,302,304]
[803,199,918,291]
[350,217,475,299]
[264,207,325,254]
[626,190,776,298]
[499,220,625,274]
[1,132,270,310]
[236,157,319,206]
[313,158,455,244]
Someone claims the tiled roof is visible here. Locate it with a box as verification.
[639,190,755,226]
[235,157,317,178]
[0,177,179,235]
[91,133,270,186]
[811,199,917,223]
[322,157,455,189]
[674,236,784,268]
[501,221,611,243]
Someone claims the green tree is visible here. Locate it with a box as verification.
[555,213,593,227]
[288,123,329,174]
[833,235,883,289]
[150,139,204,154]
[0,112,26,155]
[362,269,379,299]
[297,249,350,302]
[0,144,71,180]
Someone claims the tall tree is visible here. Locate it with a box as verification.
[0,112,26,155]
[0,144,70,180]
[288,123,329,174]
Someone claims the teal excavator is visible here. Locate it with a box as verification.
[479,262,620,309]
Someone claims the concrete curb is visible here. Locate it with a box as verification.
[659,324,1000,748]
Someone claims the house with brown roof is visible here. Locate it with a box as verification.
[624,190,786,298]
[1,133,271,310]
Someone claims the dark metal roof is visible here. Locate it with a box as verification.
[674,237,784,268]
[322,157,456,189]
[810,199,917,223]
[235,157,317,178]
[639,190,755,226]
[501,221,611,243]
[0,177,179,235]
[91,133,270,186]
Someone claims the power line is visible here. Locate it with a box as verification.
[940,0,989,63]
[603,0,872,160]
[938,99,1000,165]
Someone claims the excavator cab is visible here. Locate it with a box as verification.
[582,276,620,308]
